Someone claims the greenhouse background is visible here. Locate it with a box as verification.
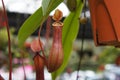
[0,0,120,80]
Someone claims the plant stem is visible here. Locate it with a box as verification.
[20,50,26,80]
[1,0,12,80]
[45,16,51,43]
[38,26,46,57]
[38,25,49,68]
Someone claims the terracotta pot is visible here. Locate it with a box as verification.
[88,0,120,46]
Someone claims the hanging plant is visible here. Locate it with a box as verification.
[17,0,84,80]
[0,0,84,79]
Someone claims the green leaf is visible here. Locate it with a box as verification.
[52,0,83,80]
[47,0,63,13]
[42,0,63,15]
[18,7,43,47]
[18,0,63,47]
[42,0,51,15]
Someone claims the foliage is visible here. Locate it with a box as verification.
[0,27,30,70]
[0,28,14,50]
[18,0,84,79]
[0,28,8,49]
[98,46,120,64]
[18,0,63,47]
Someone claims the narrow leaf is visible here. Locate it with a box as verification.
[47,0,63,13]
[42,0,51,15]
[42,0,63,15]
[52,0,83,79]
[18,7,43,47]
[18,0,63,47]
